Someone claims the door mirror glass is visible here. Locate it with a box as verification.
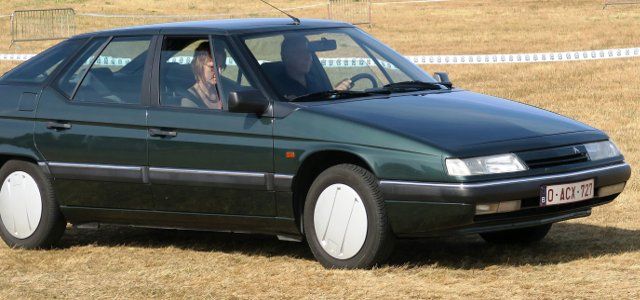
[228,89,269,115]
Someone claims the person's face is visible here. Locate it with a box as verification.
[199,55,217,85]
[283,41,312,75]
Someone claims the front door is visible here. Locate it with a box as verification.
[35,35,155,210]
[146,35,275,216]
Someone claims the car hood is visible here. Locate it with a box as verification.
[301,90,602,155]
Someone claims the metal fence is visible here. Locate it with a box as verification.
[5,2,374,48]
[10,8,76,46]
[2,1,400,49]
[603,0,640,8]
[328,0,372,25]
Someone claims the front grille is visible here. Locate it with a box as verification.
[524,153,589,168]
[518,144,590,169]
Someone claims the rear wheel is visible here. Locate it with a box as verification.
[0,160,66,248]
[479,223,552,244]
[303,164,395,269]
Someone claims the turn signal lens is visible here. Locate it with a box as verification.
[597,183,626,197]
[475,200,522,215]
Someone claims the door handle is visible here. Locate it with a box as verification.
[46,121,72,131]
[149,128,177,138]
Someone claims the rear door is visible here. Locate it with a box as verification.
[34,35,155,210]
[146,35,276,216]
[0,38,87,161]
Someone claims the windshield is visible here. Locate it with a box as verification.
[242,28,438,101]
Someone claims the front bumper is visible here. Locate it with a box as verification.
[379,162,631,237]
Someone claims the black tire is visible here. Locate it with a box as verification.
[303,164,395,269]
[479,223,552,244]
[0,160,66,249]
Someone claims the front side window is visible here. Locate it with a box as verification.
[0,38,86,84]
[159,36,259,111]
[72,36,151,104]
[243,28,437,101]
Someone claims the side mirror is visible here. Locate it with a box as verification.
[228,90,269,115]
[433,72,453,88]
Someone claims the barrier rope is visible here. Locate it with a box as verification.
[2,47,640,64]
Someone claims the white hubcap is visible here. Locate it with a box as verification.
[313,184,368,259]
[0,171,43,239]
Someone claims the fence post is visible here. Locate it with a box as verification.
[9,12,15,48]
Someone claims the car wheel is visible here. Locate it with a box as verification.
[0,160,66,249]
[479,223,552,244]
[303,164,395,269]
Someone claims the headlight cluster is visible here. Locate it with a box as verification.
[584,141,621,161]
[446,153,527,176]
[446,140,622,176]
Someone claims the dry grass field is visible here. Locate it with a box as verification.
[1,0,639,299]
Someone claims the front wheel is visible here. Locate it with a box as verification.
[0,160,66,249]
[303,164,395,269]
[479,223,552,244]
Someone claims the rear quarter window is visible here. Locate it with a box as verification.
[0,38,86,84]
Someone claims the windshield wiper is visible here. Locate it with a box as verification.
[375,80,448,92]
[290,89,389,102]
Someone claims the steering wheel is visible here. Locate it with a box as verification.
[349,73,378,89]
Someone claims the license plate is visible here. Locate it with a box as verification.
[540,179,594,206]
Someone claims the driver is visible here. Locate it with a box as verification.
[277,35,352,100]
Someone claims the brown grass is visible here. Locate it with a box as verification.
[1,0,640,299]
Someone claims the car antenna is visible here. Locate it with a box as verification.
[258,0,301,25]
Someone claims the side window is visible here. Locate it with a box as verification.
[159,36,210,108]
[217,42,257,103]
[0,38,86,84]
[159,36,260,111]
[57,37,108,98]
[74,36,151,104]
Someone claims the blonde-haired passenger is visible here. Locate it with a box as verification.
[181,41,227,109]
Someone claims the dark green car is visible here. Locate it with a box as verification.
[0,19,631,269]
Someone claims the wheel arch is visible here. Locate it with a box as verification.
[291,149,376,235]
[0,153,41,170]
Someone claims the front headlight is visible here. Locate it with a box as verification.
[585,141,621,161]
[446,153,528,176]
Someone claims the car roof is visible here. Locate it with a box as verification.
[72,18,355,38]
